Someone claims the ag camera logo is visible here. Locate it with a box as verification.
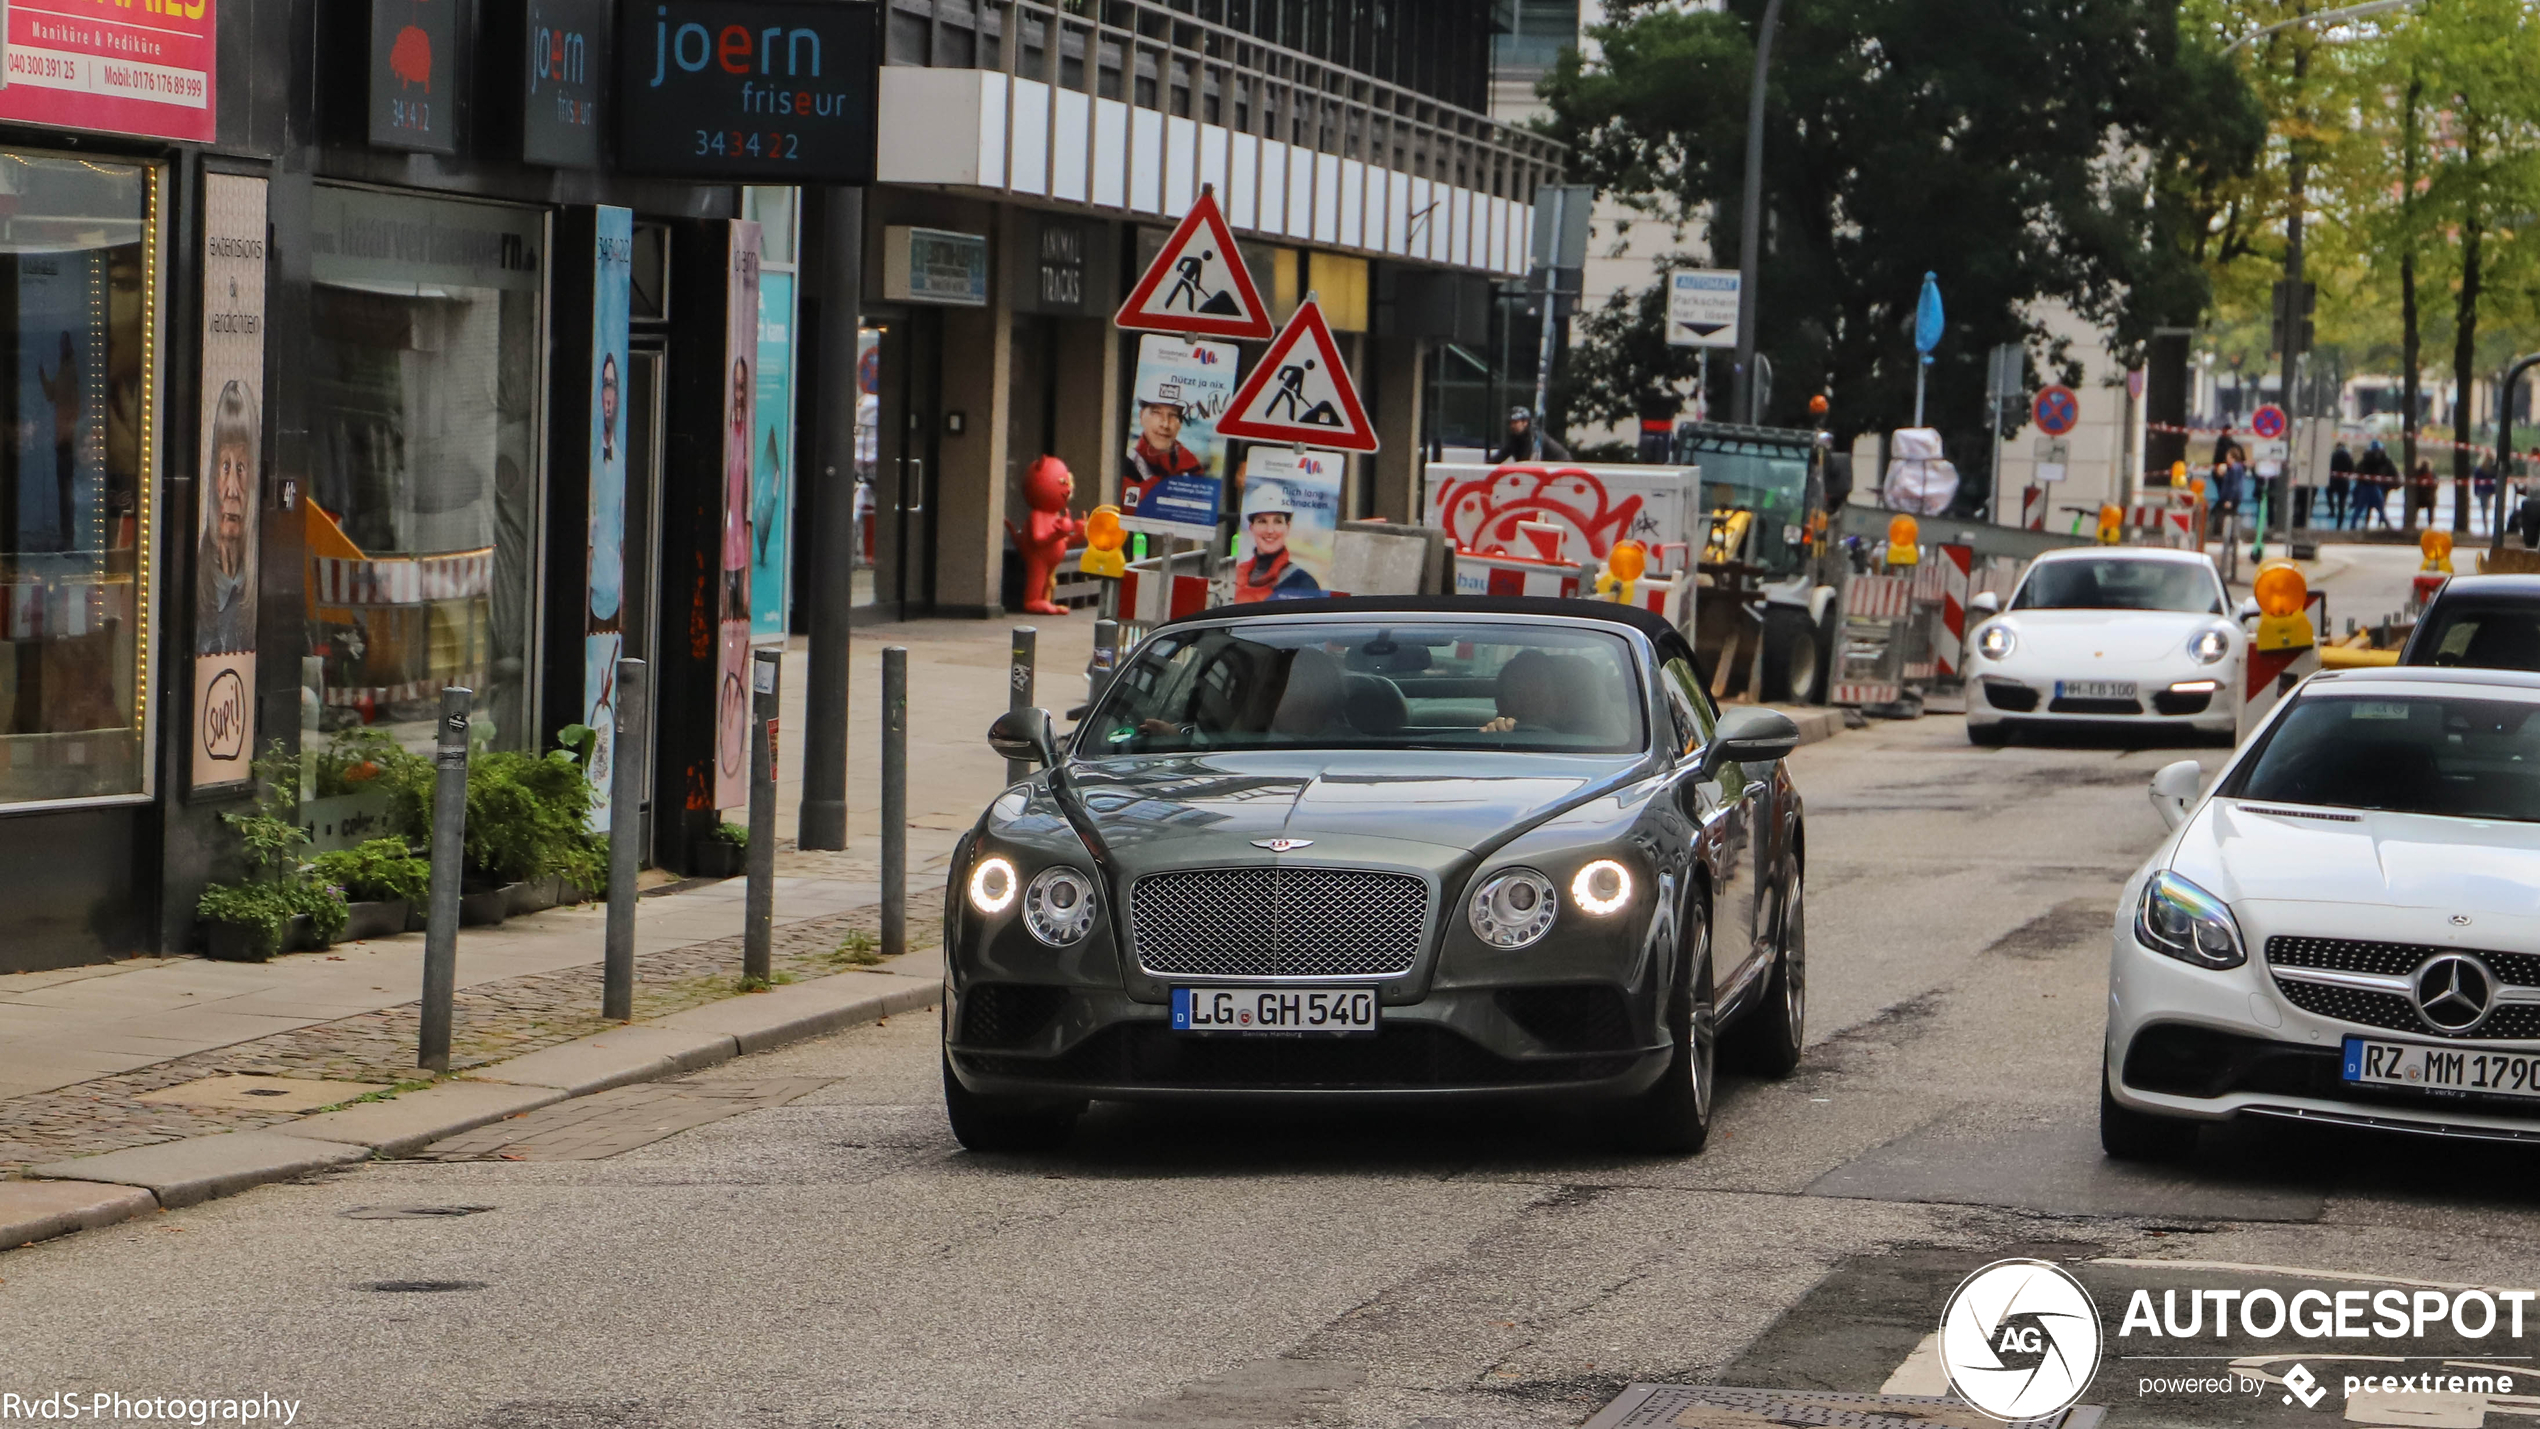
[1940,1258,2103,1420]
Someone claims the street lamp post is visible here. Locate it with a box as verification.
[1730,0,1786,426]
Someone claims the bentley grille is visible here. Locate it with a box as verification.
[1129,867,1430,979]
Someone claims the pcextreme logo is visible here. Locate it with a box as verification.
[1938,1259,2103,1420]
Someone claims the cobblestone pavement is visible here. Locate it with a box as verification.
[420,1077,835,1160]
[0,904,942,1176]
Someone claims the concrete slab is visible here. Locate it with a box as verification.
[1805,1113,2326,1222]
[135,1073,391,1113]
[285,1080,569,1158]
[461,1025,739,1097]
[650,970,940,1054]
[0,1180,157,1250]
[27,1130,372,1209]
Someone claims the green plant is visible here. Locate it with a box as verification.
[312,837,431,905]
[318,727,435,839]
[713,821,749,848]
[464,748,603,887]
[832,929,884,967]
[198,743,348,953]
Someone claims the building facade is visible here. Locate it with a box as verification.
[0,0,1548,973]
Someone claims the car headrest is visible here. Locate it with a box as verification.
[1343,674,1408,734]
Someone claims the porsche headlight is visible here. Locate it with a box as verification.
[1570,859,1633,916]
[967,855,1018,914]
[1469,868,1558,949]
[1024,866,1097,946]
[2133,870,2245,969]
[2189,628,2231,665]
[1975,623,2016,660]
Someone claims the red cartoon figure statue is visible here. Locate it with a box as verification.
[1006,454,1082,616]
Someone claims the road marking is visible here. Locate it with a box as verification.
[2093,1258,2517,1295]
[1879,1332,1950,1396]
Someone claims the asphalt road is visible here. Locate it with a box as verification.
[10,716,2540,1429]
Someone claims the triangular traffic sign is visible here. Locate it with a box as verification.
[1214,298,1378,453]
[1115,189,1273,340]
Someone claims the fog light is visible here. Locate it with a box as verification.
[967,855,1018,914]
[1571,859,1633,916]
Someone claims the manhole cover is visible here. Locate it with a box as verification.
[341,1206,497,1220]
[138,1073,389,1113]
[357,1281,487,1293]
[1582,1385,2094,1429]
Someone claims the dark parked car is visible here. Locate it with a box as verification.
[2401,575,2540,670]
[940,596,1809,1154]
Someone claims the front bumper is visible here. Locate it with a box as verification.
[1968,666,2234,729]
[2107,920,2540,1140]
[946,982,1671,1102]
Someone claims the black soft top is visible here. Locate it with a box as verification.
[1154,594,1684,647]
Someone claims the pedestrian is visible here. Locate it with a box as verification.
[2326,441,2353,530]
[2476,455,2499,534]
[1493,406,1570,464]
[2356,439,2397,530]
[2406,458,2439,530]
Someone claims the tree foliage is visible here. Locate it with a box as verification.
[1542,0,2264,481]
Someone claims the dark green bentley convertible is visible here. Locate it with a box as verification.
[942,596,1808,1153]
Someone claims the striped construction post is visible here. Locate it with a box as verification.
[1935,544,1973,680]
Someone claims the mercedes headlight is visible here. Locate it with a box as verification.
[1976,624,2016,660]
[2133,870,2245,969]
[2189,628,2231,665]
[1024,866,1097,946]
[1570,859,1633,916]
[967,855,1018,915]
[1470,868,1558,948]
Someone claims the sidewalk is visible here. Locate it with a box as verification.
[0,614,1093,1177]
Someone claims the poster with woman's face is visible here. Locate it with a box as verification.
[715,221,761,812]
[583,205,633,828]
[192,174,269,789]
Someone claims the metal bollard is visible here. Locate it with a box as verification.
[882,646,907,960]
[419,687,472,1072]
[1090,617,1120,708]
[745,648,780,984]
[1006,625,1037,785]
[604,658,647,1021]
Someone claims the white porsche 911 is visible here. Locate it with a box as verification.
[2103,665,2540,1157]
[1964,547,2244,746]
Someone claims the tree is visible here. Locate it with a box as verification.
[1541,0,2263,505]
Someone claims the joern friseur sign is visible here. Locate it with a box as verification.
[617,1,881,182]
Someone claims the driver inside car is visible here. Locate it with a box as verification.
[1481,650,1568,734]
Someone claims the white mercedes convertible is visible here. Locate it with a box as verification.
[2103,665,2540,1156]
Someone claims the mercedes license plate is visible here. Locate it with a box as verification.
[2057,679,2138,700]
[2344,1036,2540,1099]
[1171,986,1379,1035]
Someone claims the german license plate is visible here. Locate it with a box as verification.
[1171,986,1379,1035]
[2344,1036,2540,1098]
[2057,679,2138,700]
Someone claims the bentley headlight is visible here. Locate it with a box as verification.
[2133,870,2245,969]
[1470,868,1558,949]
[967,855,1018,915]
[1570,859,1633,916]
[1024,866,1097,946]
[1976,624,2016,660]
[2189,628,2231,665]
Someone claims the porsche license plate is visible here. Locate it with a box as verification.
[2057,679,2138,700]
[2344,1036,2540,1099]
[1172,986,1379,1035]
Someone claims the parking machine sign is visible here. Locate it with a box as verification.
[1665,269,1740,348]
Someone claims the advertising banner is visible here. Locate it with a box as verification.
[716,222,762,810]
[191,174,269,790]
[0,1,217,142]
[1122,333,1236,538]
[617,0,882,182]
[583,206,634,829]
[1232,447,1341,602]
[369,0,460,153]
[751,269,796,643]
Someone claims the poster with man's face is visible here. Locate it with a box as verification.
[1121,334,1236,537]
[191,174,268,789]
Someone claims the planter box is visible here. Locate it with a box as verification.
[505,878,559,917]
[285,912,324,952]
[344,900,411,941]
[459,887,513,927]
[202,920,284,963]
[691,841,746,878]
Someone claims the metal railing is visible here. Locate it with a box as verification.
[887,0,1565,209]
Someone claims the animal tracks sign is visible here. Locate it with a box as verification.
[1215,298,1378,453]
[1116,190,1272,340]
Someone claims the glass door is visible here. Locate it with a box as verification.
[622,342,667,859]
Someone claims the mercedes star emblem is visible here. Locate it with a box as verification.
[2411,953,2498,1034]
[2452,914,2474,926]
[1251,838,1314,852]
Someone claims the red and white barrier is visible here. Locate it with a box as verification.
[1935,544,1972,678]
[1453,551,1583,600]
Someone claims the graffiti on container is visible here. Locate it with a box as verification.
[1433,464,1646,562]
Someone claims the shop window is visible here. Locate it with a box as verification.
[305,186,543,753]
[0,154,157,808]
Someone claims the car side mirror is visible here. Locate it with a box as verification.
[988,707,1060,769]
[1967,591,2000,618]
[2237,597,2261,623]
[2149,758,2204,831]
[1699,705,1803,777]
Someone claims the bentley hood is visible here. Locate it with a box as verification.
[1059,749,1644,876]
